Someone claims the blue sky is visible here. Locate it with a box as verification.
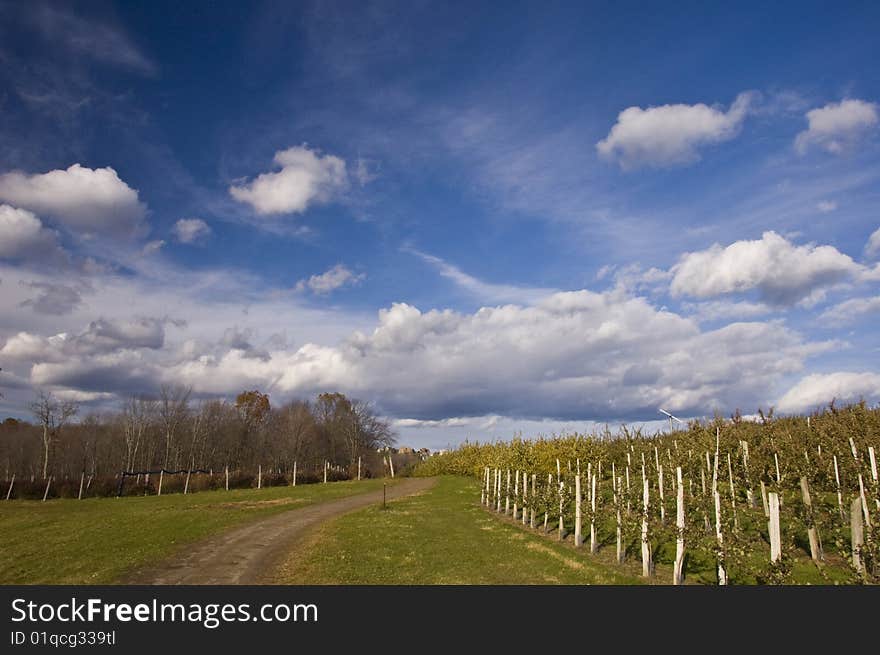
[1,1,879,449]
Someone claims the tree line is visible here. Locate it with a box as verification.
[0,388,397,492]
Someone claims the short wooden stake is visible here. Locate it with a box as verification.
[769,492,781,564]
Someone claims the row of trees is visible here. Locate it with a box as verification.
[0,388,396,485]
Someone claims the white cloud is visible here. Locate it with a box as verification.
[295,264,365,295]
[0,164,146,237]
[681,299,775,323]
[596,92,755,169]
[229,145,349,215]
[172,218,212,244]
[0,205,62,259]
[866,227,880,258]
[19,281,85,316]
[142,240,165,255]
[776,372,880,413]
[818,296,880,326]
[795,99,878,154]
[670,231,861,305]
[816,201,837,213]
[407,248,557,304]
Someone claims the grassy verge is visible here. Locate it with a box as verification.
[0,478,395,584]
[278,475,639,584]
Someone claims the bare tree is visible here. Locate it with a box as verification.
[158,385,191,469]
[29,390,78,479]
[122,396,153,471]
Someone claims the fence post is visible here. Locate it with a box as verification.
[674,466,685,585]
[800,476,823,562]
[851,497,864,575]
[769,492,781,564]
[574,473,582,547]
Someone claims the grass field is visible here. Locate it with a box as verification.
[0,478,395,584]
[278,475,640,584]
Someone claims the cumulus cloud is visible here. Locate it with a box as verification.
[295,264,365,295]
[0,164,146,237]
[776,372,880,413]
[142,240,164,255]
[795,99,878,154]
[670,231,861,305]
[172,217,212,244]
[596,92,755,169]
[866,227,880,258]
[818,296,880,326]
[681,299,775,323]
[0,204,63,260]
[229,145,349,215]
[163,291,834,421]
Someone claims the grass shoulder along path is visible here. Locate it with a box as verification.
[277,475,639,584]
[0,478,397,584]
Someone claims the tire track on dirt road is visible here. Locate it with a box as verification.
[124,477,436,584]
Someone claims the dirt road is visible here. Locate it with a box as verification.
[124,477,435,584]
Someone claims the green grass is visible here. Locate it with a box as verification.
[279,475,640,584]
[0,478,394,584]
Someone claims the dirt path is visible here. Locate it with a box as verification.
[124,477,436,585]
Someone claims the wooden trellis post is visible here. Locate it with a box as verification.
[513,470,520,520]
[497,469,503,513]
[505,469,511,516]
[574,473,583,547]
[713,451,727,585]
[557,460,564,540]
[673,466,685,585]
[641,475,652,577]
[769,492,781,564]
[760,480,769,518]
[833,455,844,520]
[851,497,864,575]
[590,470,598,554]
[658,463,665,525]
[530,473,536,528]
[544,473,551,532]
[800,476,822,562]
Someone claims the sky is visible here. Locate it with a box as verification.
[0,0,879,450]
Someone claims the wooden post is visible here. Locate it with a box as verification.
[357,456,362,481]
[513,470,520,520]
[481,467,487,505]
[673,466,685,585]
[42,476,52,502]
[5,474,14,501]
[616,476,624,564]
[641,476,652,577]
[713,451,727,585]
[505,469,511,515]
[530,473,536,528]
[184,469,191,495]
[323,461,327,484]
[557,462,565,541]
[388,455,395,479]
[658,463,665,525]
[158,470,164,496]
[544,473,551,532]
[769,492,781,564]
[225,465,230,491]
[833,455,844,520]
[800,476,822,562]
[870,447,879,512]
[625,465,631,517]
[851,497,864,575]
[574,473,583,547]
[760,480,769,517]
[727,453,738,530]
[858,474,871,527]
[521,469,528,524]
[78,471,85,500]
[590,470,598,553]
